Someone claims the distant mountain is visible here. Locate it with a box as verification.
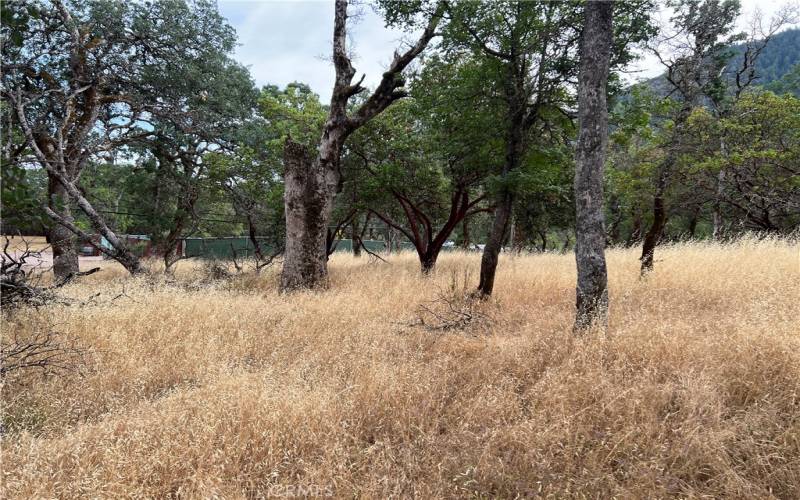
[734,28,800,96]
[642,28,800,97]
[734,28,800,87]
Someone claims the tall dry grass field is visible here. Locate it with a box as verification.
[1,238,799,498]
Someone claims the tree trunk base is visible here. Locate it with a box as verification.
[477,195,512,297]
[48,179,79,281]
[280,140,334,292]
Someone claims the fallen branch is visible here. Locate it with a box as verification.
[404,269,493,334]
[360,242,389,264]
[1,235,101,309]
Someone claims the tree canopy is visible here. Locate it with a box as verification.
[1,0,797,282]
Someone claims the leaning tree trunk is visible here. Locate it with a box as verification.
[476,72,526,297]
[477,191,513,296]
[573,0,613,331]
[477,115,523,296]
[47,175,79,280]
[281,140,338,290]
[640,163,670,275]
[161,219,185,274]
[640,197,666,273]
[640,99,694,275]
[43,169,143,276]
[10,67,142,276]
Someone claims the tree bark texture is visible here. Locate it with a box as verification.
[49,163,143,274]
[279,0,442,290]
[476,42,529,297]
[573,0,613,331]
[281,139,337,290]
[9,51,143,276]
[47,175,79,280]
[477,191,512,296]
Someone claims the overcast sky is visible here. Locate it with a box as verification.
[218,0,795,102]
[218,0,408,101]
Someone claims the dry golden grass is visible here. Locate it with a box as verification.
[2,235,49,252]
[2,237,799,498]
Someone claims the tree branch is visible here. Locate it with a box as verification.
[347,1,445,129]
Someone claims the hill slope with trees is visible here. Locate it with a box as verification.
[645,27,800,96]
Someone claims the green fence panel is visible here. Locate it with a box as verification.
[181,238,425,259]
[183,237,271,259]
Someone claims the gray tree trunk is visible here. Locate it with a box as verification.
[351,219,362,257]
[43,169,143,275]
[278,0,442,291]
[281,139,338,290]
[47,175,79,280]
[573,0,613,331]
[11,83,142,276]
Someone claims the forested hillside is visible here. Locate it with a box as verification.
[646,27,800,96]
[736,28,800,86]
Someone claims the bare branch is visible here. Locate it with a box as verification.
[347,1,445,129]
